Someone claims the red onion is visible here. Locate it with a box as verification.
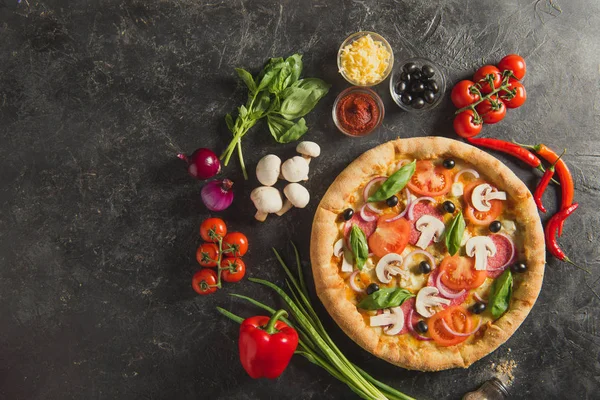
[487,233,516,271]
[348,270,363,293]
[441,317,482,337]
[436,271,466,299]
[363,177,386,214]
[407,197,436,220]
[407,308,432,341]
[473,292,487,303]
[395,159,411,171]
[403,249,436,270]
[201,179,234,211]
[384,188,412,222]
[453,168,480,183]
[178,148,221,180]
[360,204,377,222]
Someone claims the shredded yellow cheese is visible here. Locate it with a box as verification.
[339,34,391,85]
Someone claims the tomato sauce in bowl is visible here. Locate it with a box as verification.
[332,87,384,137]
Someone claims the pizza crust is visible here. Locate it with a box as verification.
[310,137,545,371]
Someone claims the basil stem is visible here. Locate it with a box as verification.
[445,211,466,256]
[367,160,416,202]
[350,225,369,270]
[357,287,415,310]
[488,269,513,318]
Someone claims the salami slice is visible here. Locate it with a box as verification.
[398,297,417,335]
[344,212,377,245]
[427,269,468,307]
[487,234,515,278]
[408,202,444,246]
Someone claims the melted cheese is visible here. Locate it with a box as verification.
[339,34,391,85]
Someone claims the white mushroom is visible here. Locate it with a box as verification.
[465,236,497,271]
[276,183,310,216]
[281,156,309,182]
[369,306,405,335]
[375,253,408,283]
[250,186,283,222]
[256,154,281,186]
[333,239,344,257]
[333,238,354,272]
[415,287,451,318]
[415,215,445,250]
[471,183,507,212]
[296,141,321,165]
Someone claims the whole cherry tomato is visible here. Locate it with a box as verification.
[192,269,218,295]
[497,54,526,80]
[200,218,227,242]
[475,95,506,124]
[450,80,481,108]
[473,65,502,94]
[453,109,483,138]
[223,232,249,257]
[220,258,246,283]
[500,78,527,109]
[196,243,219,267]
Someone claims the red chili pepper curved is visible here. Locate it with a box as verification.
[466,137,543,170]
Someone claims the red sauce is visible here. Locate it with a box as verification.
[336,92,380,135]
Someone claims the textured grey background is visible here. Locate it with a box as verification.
[1,0,599,399]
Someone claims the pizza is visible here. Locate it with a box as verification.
[310,137,545,371]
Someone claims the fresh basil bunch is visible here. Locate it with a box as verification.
[357,287,415,310]
[221,54,331,179]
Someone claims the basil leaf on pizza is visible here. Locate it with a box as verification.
[489,269,513,318]
[350,225,369,270]
[445,212,465,256]
[367,160,416,202]
[357,287,415,310]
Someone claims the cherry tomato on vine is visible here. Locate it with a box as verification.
[220,258,246,283]
[200,218,227,242]
[497,54,526,80]
[450,80,481,108]
[196,243,219,267]
[473,65,502,94]
[475,95,506,124]
[453,109,483,138]
[223,232,249,257]
[192,269,218,295]
[499,79,527,109]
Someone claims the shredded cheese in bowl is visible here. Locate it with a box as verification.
[338,32,393,86]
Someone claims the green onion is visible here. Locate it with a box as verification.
[217,243,415,400]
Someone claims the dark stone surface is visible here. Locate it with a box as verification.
[1,0,599,399]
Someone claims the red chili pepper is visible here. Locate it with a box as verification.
[466,137,544,171]
[533,150,565,213]
[530,144,574,236]
[544,203,588,273]
[239,310,299,379]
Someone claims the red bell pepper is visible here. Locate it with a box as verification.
[239,309,299,379]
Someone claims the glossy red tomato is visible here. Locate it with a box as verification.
[500,79,527,109]
[450,80,481,108]
[497,54,526,80]
[439,255,487,291]
[196,243,219,267]
[368,214,410,258]
[407,160,453,197]
[473,65,502,94]
[475,95,506,124]
[223,232,248,257]
[453,110,483,138]
[220,258,246,283]
[429,306,473,347]
[463,180,504,225]
[200,218,227,242]
[192,269,218,295]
